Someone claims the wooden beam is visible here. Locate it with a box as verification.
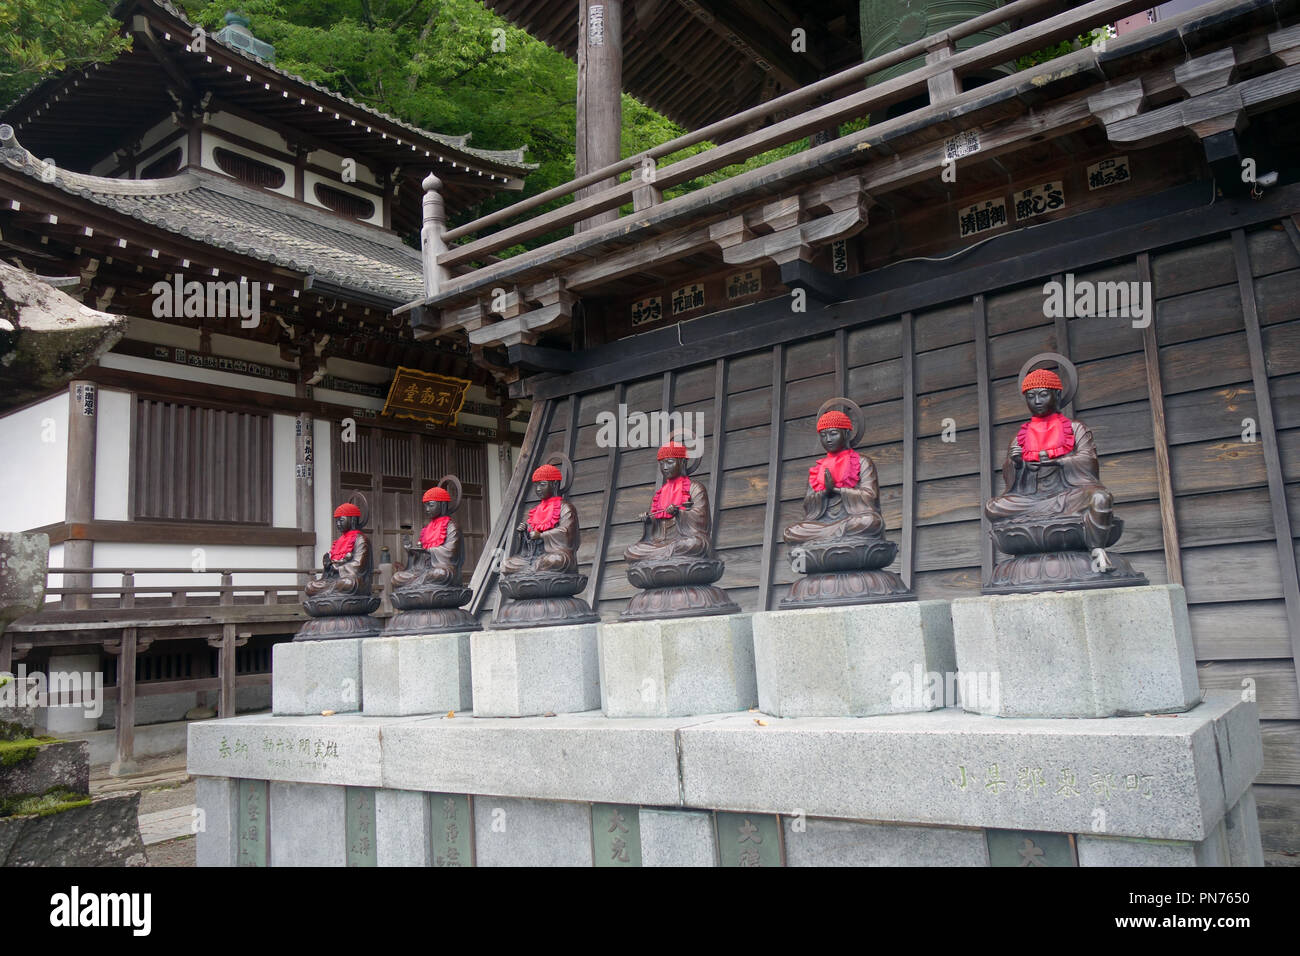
[518,180,1300,402]
[109,573,137,776]
[900,313,916,591]
[1232,228,1300,694]
[1050,272,1074,418]
[706,359,729,549]
[973,295,994,587]
[217,572,236,719]
[575,0,624,233]
[1137,252,1183,586]
[64,381,96,610]
[467,399,552,616]
[583,383,626,608]
[756,345,786,611]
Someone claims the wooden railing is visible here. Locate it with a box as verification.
[41,566,311,612]
[412,0,1157,303]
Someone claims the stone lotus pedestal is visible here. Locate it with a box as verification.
[619,557,740,622]
[471,623,600,716]
[752,601,954,717]
[383,584,479,636]
[782,536,912,608]
[362,632,473,716]
[295,593,383,641]
[273,638,363,715]
[598,613,756,717]
[491,571,598,629]
[986,515,1147,595]
[952,584,1200,718]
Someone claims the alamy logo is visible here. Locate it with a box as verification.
[1,664,103,720]
[1042,274,1151,329]
[49,887,151,936]
[151,273,260,328]
[594,404,704,457]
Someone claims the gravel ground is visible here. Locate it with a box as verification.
[146,835,196,867]
[137,779,196,815]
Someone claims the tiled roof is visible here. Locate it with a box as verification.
[1,137,424,303]
[114,0,535,172]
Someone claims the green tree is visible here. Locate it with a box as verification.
[0,0,130,106]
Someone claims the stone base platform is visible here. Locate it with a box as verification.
[188,692,1263,866]
[273,638,363,716]
[752,601,954,717]
[952,584,1200,718]
[598,613,755,717]
[471,624,600,717]
[362,632,473,717]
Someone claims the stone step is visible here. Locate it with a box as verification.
[137,804,196,846]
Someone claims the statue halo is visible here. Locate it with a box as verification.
[664,425,702,476]
[437,474,463,514]
[1018,352,1078,407]
[544,452,575,494]
[347,491,370,529]
[816,397,864,448]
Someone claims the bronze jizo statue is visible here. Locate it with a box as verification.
[296,501,383,640]
[984,355,1146,594]
[620,440,739,621]
[781,398,911,607]
[491,456,598,628]
[384,477,480,635]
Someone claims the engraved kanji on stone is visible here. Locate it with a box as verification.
[1056,768,1081,797]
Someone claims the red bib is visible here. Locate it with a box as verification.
[1017,412,1075,460]
[651,476,691,519]
[420,516,450,549]
[809,449,861,491]
[527,496,563,533]
[329,530,360,562]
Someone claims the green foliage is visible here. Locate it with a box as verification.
[1015,31,1106,71]
[0,786,92,818]
[0,736,60,766]
[0,0,131,107]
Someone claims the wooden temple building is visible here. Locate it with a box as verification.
[0,0,531,769]
[1,0,1298,866]
[399,0,1300,864]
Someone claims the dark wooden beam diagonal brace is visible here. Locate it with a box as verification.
[973,295,994,588]
[1232,227,1300,694]
[583,383,626,609]
[756,344,786,611]
[1137,252,1183,586]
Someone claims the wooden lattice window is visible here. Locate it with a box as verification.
[213,147,286,189]
[314,182,375,220]
[132,399,273,523]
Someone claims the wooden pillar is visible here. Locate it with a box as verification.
[972,295,994,586]
[757,345,786,611]
[1137,253,1183,585]
[65,381,97,610]
[218,571,236,719]
[706,359,729,549]
[421,174,450,297]
[295,378,316,574]
[574,0,623,233]
[110,572,136,777]
[900,313,917,590]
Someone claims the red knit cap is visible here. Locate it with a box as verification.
[333,503,361,518]
[657,442,689,461]
[423,486,452,503]
[1021,368,1064,393]
[532,463,563,483]
[817,410,854,432]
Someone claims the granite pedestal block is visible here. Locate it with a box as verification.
[269,781,346,866]
[638,808,719,866]
[951,584,1200,718]
[375,789,432,866]
[599,613,756,718]
[195,777,238,868]
[362,633,472,717]
[752,601,955,717]
[783,818,990,866]
[473,795,593,867]
[471,624,600,717]
[272,638,363,716]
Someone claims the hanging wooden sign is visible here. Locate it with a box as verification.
[382,366,471,426]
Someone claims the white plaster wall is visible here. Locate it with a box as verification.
[313,418,333,561]
[207,111,290,152]
[97,352,297,397]
[309,147,381,188]
[94,387,131,521]
[486,442,507,527]
[126,316,200,349]
[303,169,383,226]
[209,331,296,366]
[272,414,296,527]
[0,393,67,532]
[312,388,384,412]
